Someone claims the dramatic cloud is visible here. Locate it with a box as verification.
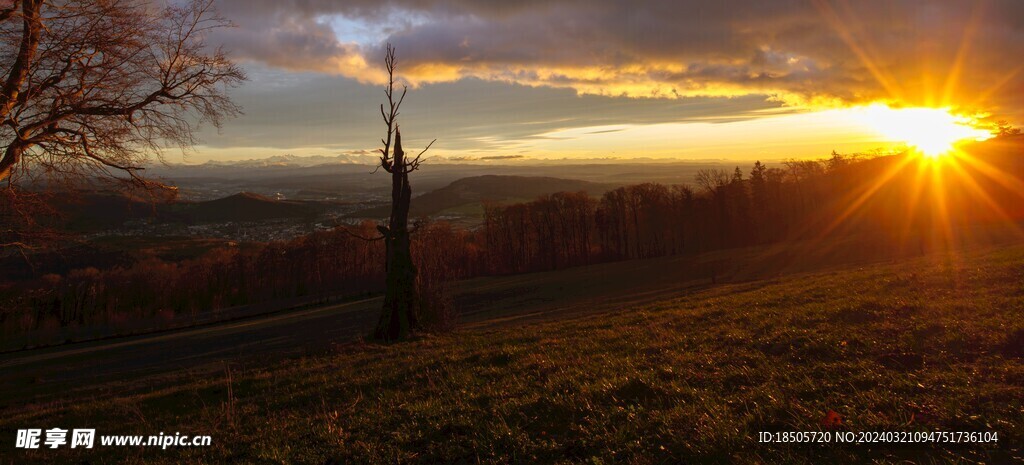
[194,69,780,152]
[212,0,1024,120]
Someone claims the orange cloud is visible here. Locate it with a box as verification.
[212,0,1024,123]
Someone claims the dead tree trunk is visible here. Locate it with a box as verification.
[371,45,434,342]
[374,131,419,341]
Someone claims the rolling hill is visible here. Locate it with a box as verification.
[49,191,182,231]
[51,191,327,232]
[176,192,319,223]
[349,174,614,219]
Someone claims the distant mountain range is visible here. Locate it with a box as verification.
[161,153,746,170]
[196,153,380,168]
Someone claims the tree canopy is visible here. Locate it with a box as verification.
[0,0,245,188]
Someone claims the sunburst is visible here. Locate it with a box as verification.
[852,105,992,158]
[803,0,1024,254]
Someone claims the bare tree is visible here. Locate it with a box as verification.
[0,0,243,255]
[0,0,244,188]
[372,44,434,342]
[694,169,730,194]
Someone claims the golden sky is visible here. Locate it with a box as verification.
[189,0,1023,163]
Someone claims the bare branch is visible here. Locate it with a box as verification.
[0,0,245,187]
[405,138,436,173]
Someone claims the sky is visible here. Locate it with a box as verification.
[188,0,1024,163]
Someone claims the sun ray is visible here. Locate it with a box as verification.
[969,64,1024,109]
[941,1,984,107]
[928,159,958,251]
[951,148,1024,199]
[820,153,916,238]
[943,153,1024,240]
[811,0,904,102]
[897,157,930,249]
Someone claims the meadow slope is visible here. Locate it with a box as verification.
[3,245,1023,464]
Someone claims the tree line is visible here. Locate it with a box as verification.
[2,146,1023,336]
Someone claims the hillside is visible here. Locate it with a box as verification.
[176,192,319,223]
[49,191,181,231]
[50,191,325,232]
[6,243,1022,464]
[350,175,613,219]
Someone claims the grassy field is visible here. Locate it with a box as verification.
[3,245,1023,464]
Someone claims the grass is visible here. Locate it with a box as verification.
[3,245,1024,464]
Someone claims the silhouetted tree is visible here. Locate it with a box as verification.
[694,169,730,194]
[669,184,695,253]
[728,166,752,245]
[826,150,850,171]
[695,169,730,248]
[371,45,435,342]
[995,120,1021,138]
[749,161,768,240]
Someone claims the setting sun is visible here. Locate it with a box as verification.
[853,105,992,158]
